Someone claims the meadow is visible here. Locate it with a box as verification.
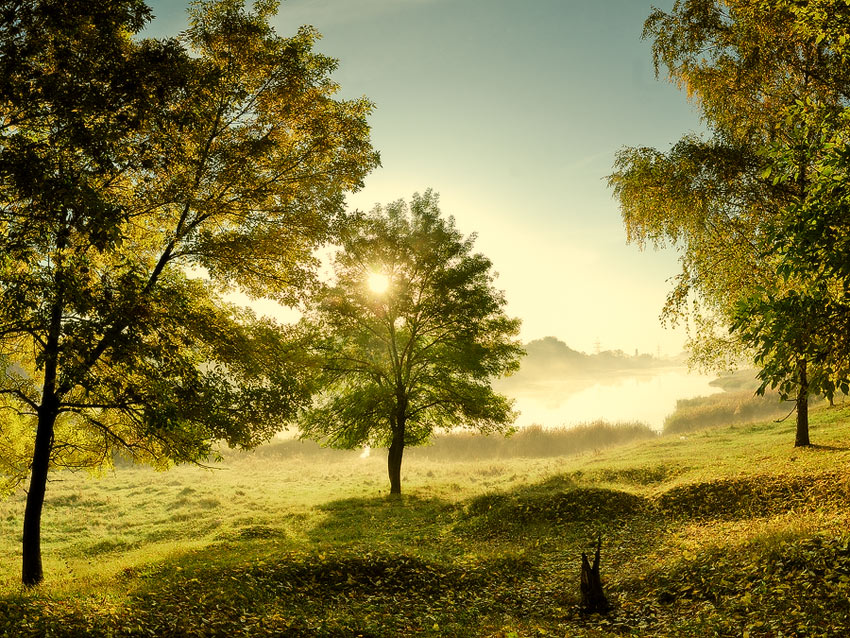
[1,407,850,636]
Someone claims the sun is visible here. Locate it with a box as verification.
[367,272,390,294]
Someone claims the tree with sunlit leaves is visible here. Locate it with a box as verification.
[300,191,523,494]
[0,0,378,585]
[609,0,850,447]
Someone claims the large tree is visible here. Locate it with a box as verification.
[300,191,523,495]
[0,0,378,585]
[609,0,850,446]
[732,3,850,430]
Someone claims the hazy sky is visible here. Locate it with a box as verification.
[144,0,704,356]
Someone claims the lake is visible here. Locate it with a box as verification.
[503,367,722,431]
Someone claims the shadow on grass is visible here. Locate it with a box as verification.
[810,444,850,452]
[453,472,651,540]
[306,492,458,546]
[108,509,568,638]
[656,470,850,521]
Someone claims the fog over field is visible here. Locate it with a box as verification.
[495,337,721,430]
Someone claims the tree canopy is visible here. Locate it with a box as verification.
[609,0,850,446]
[731,2,850,425]
[0,0,378,585]
[300,191,523,494]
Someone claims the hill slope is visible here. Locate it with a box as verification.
[1,406,849,636]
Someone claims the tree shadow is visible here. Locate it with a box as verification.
[809,444,850,452]
[114,491,558,637]
[307,492,458,546]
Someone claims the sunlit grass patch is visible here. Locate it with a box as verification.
[663,390,794,434]
[1,404,850,635]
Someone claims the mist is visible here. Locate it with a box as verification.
[496,337,721,430]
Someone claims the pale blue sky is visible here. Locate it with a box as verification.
[145,0,703,356]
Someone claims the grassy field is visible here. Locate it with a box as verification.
[2,407,850,636]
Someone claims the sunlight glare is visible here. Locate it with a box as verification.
[367,272,390,294]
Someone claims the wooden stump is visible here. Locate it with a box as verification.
[580,536,610,614]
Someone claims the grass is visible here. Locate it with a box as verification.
[1,407,850,636]
[662,390,795,435]
[414,421,658,460]
[662,368,844,435]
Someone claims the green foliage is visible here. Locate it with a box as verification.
[0,0,377,466]
[609,0,810,370]
[613,0,850,445]
[0,0,378,584]
[300,191,523,492]
[733,100,850,404]
[609,135,770,370]
[0,409,33,495]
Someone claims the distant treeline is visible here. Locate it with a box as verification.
[496,337,683,393]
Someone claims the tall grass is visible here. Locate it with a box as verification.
[233,421,658,463]
[663,390,792,435]
[410,421,657,460]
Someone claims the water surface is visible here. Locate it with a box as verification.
[505,367,721,431]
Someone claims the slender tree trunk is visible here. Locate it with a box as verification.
[387,427,405,495]
[23,271,65,586]
[795,358,810,447]
[22,400,59,586]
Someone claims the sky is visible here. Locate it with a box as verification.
[144,0,705,357]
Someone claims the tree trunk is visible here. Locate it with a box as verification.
[387,428,405,495]
[22,399,58,586]
[580,536,610,614]
[795,358,810,447]
[23,277,65,587]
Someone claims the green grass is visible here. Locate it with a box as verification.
[662,368,844,435]
[2,406,850,636]
[662,390,795,434]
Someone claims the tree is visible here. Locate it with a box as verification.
[0,0,378,585]
[300,191,522,495]
[609,0,850,446]
[733,102,850,433]
[730,1,850,421]
[609,134,776,371]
